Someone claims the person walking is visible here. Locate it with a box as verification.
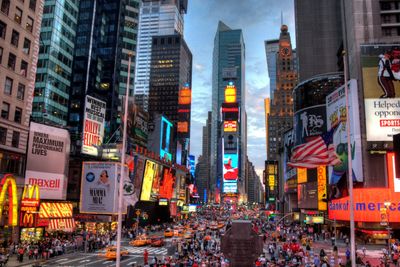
[143,249,149,265]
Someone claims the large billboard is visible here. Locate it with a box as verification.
[159,167,175,200]
[160,117,172,161]
[140,160,156,201]
[298,181,318,210]
[127,100,148,147]
[25,122,70,200]
[133,157,145,201]
[283,130,296,182]
[150,163,162,201]
[81,95,106,156]
[326,79,363,183]
[80,162,125,214]
[223,153,239,180]
[177,84,191,138]
[293,104,327,146]
[361,44,400,149]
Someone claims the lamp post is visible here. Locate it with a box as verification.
[384,201,391,259]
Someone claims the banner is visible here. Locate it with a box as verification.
[294,104,326,146]
[80,162,120,214]
[361,44,400,147]
[25,122,70,200]
[326,79,363,184]
[81,95,106,156]
[39,202,73,218]
[140,160,156,201]
[283,130,296,182]
[317,166,327,211]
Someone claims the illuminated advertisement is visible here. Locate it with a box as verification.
[297,168,307,183]
[39,202,73,218]
[159,198,168,206]
[160,116,172,161]
[150,163,162,201]
[188,155,195,180]
[283,130,296,182]
[224,82,237,103]
[159,167,175,199]
[140,161,156,201]
[266,160,278,192]
[25,122,70,200]
[305,216,324,224]
[188,204,197,212]
[178,85,192,105]
[223,181,237,193]
[223,154,239,180]
[127,100,148,147]
[317,166,327,211]
[81,95,106,156]
[294,104,327,146]
[177,84,191,138]
[361,45,400,147]
[133,156,145,202]
[326,79,363,184]
[0,174,18,226]
[298,181,318,210]
[224,121,237,132]
[20,185,40,228]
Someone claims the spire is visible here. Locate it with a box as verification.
[217,21,231,32]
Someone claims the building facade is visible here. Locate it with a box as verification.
[134,0,187,111]
[0,0,44,178]
[211,21,246,203]
[32,0,79,126]
[265,39,279,100]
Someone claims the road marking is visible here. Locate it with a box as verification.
[103,260,113,264]
[55,258,70,262]
[80,259,92,263]
[128,261,137,265]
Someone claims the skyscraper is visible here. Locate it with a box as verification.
[32,0,79,126]
[265,39,279,100]
[134,0,187,111]
[294,0,343,81]
[0,0,43,177]
[211,21,246,203]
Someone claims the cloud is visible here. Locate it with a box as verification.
[194,63,205,72]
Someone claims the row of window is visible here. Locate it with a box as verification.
[0,8,34,34]
[0,48,29,77]
[3,76,25,100]
[0,126,20,148]
[1,101,23,124]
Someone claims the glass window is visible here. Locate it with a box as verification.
[4,77,12,95]
[11,131,19,148]
[11,30,19,47]
[0,0,10,15]
[23,38,30,54]
[20,60,28,77]
[29,0,36,11]
[26,17,33,32]
[1,102,9,119]
[0,20,6,39]
[17,83,25,100]
[14,107,22,123]
[14,7,22,24]
[0,127,6,145]
[7,53,16,70]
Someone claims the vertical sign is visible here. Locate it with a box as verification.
[317,166,327,211]
[82,95,106,156]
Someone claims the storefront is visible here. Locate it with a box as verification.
[74,214,112,234]
[38,202,75,233]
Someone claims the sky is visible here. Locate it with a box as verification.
[185,0,296,176]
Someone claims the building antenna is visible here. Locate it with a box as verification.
[281,10,283,25]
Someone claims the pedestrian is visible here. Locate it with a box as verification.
[143,249,149,265]
[17,246,24,262]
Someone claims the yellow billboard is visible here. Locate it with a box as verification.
[317,166,327,211]
[140,160,156,201]
[297,168,307,184]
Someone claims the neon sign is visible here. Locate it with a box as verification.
[224,83,236,103]
[20,184,40,227]
[224,121,237,132]
[0,174,18,226]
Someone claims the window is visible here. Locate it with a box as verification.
[29,0,36,11]
[0,127,6,145]
[1,102,9,119]
[0,0,10,15]
[4,77,12,95]
[26,16,34,32]
[7,53,16,70]
[14,7,22,24]
[0,20,6,39]
[0,46,3,64]
[23,38,30,54]
[20,60,28,77]
[11,131,19,148]
[14,107,22,123]
[11,30,19,47]
[17,83,25,100]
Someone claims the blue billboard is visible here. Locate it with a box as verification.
[189,155,195,181]
[160,116,172,161]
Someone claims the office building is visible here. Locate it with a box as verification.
[0,0,43,178]
[134,0,187,111]
[211,21,246,203]
[265,39,279,100]
[32,0,79,126]
[294,0,343,81]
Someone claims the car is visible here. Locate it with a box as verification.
[164,229,173,238]
[98,246,129,260]
[129,235,151,246]
[150,236,165,247]
[184,231,194,239]
[173,229,184,237]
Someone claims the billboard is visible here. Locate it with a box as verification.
[140,160,156,201]
[25,122,70,200]
[224,121,237,132]
[224,82,237,103]
[81,95,106,156]
[133,157,145,201]
[80,162,123,214]
[326,79,363,183]
[127,100,148,147]
[150,163,162,201]
[160,116,172,161]
[298,181,318,210]
[293,104,326,146]
[317,166,327,211]
[159,167,175,199]
[39,202,73,218]
[283,130,296,182]
[188,155,195,180]
[223,154,239,180]
[361,44,400,148]
[223,181,237,193]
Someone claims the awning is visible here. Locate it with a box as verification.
[48,218,75,232]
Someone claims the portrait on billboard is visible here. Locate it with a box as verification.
[361,44,400,143]
[293,104,327,146]
[140,160,156,201]
[223,154,239,180]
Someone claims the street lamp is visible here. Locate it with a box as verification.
[384,201,392,258]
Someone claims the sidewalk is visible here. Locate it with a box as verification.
[5,254,46,267]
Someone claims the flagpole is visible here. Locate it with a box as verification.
[116,52,132,266]
[343,50,356,267]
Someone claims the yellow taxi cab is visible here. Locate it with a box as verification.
[164,229,173,238]
[129,235,151,246]
[99,246,129,260]
[217,222,225,229]
[184,231,194,239]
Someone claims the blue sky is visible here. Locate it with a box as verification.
[186,0,296,175]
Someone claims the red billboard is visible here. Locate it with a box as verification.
[159,168,175,200]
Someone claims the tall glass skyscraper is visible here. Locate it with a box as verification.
[211,21,246,202]
[32,0,79,126]
[134,0,187,111]
[265,39,279,101]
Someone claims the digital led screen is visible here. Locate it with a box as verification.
[140,161,156,201]
[223,153,239,180]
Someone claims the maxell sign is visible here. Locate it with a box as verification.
[25,122,70,200]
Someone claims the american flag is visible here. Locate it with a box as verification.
[287,127,341,169]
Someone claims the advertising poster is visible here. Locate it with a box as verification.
[297,181,318,210]
[80,162,119,214]
[127,99,148,147]
[223,181,237,193]
[224,121,237,132]
[317,166,327,211]
[133,157,145,201]
[81,95,106,156]
[25,122,70,200]
[326,79,363,184]
[361,44,400,146]
[223,154,239,180]
[293,104,327,146]
[177,84,191,138]
[150,163,162,201]
[160,117,172,161]
[159,167,175,200]
[283,130,296,182]
[140,160,156,201]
